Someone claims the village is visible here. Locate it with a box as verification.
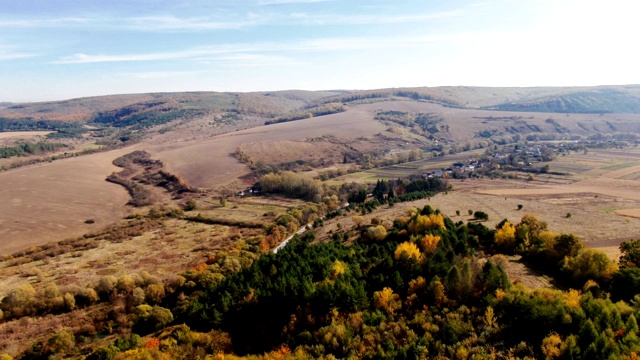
[422,140,606,179]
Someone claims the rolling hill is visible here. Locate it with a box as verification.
[3,85,640,126]
[2,85,640,359]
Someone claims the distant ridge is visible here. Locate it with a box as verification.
[483,85,640,114]
[2,85,640,123]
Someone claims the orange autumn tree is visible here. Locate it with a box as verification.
[421,234,441,255]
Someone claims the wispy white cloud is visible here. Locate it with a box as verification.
[128,70,199,79]
[0,14,255,31]
[56,32,480,65]
[205,53,304,67]
[0,52,35,61]
[127,15,263,31]
[57,44,302,65]
[0,7,457,31]
[0,45,37,61]
[288,10,461,25]
[125,10,459,31]
[0,17,90,28]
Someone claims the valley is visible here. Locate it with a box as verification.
[1,86,640,358]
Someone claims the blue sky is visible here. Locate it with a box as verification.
[0,0,638,102]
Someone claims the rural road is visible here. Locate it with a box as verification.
[273,203,350,254]
[273,223,310,254]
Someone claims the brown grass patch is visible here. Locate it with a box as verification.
[0,131,54,139]
[149,105,387,189]
[0,147,138,256]
[616,209,640,219]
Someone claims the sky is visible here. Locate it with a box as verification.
[0,0,638,102]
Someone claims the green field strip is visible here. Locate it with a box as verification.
[601,161,640,171]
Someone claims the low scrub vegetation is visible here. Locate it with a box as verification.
[0,141,67,159]
[264,103,348,125]
[107,150,196,206]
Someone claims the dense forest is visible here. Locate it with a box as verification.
[4,201,640,359]
[0,118,85,138]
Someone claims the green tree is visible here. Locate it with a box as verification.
[519,214,548,238]
[620,239,640,268]
[564,248,618,285]
[611,268,640,301]
[132,305,174,334]
[473,211,489,221]
[554,234,583,260]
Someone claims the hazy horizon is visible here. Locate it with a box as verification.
[1,0,637,102]
[4,83,640,105]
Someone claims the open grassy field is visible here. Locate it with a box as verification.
[0,131,53,139]
[330,149,485,183]
[0,148,135,256]
[152,98,640,190]
[465,148,640,257]
[324,147,640,261]
[352,100,640,142]
[0,104,384,254]
[4,97,639,255]
[149,105,388,188]
[0,196,295,298]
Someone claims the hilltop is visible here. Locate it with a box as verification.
[3,85,640,124]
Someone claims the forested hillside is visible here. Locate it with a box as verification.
[5,202,640,359]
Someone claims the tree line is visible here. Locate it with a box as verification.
[0,142,66,159]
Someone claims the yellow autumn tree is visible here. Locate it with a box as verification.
[330,260,348,280]
[408,213,446,235]
[429,279,448,307]
[373,287,402,315]
[494,221,516,252]
[408,276,427,295]
[352,215,365,228]
[538,230,558,251]
[541,333,562,360]
[563,289,581,309]
[483,306,497,330]
[395,242,421,261]
[421,234,441,255]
